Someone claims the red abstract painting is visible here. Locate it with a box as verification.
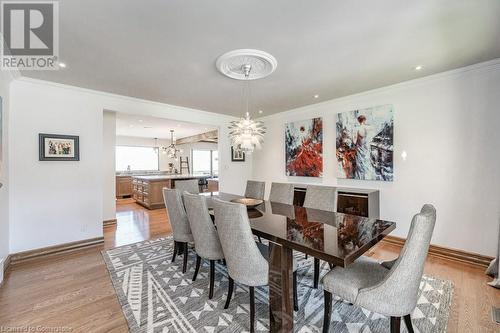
[285,118,323,177]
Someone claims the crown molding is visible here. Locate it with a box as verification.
[14,77,239,121]
[12,57,500,122]
[258,58,500,120]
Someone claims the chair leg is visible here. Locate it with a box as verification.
[192,255,201,281]
[322,290,332,333]
[171,241,178,263]
[209,260,215,299]
[293,271,299,311]
[314,258,320,289]
[224,277,234,309]
[182,242,188,273]
[177,242,184,255]
[390,316,401,333]
[249,286,255,333]
[257,236,262,243]
[305,254,308,259]
[403,314,414,333]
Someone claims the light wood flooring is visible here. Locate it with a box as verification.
[0,198,498,332]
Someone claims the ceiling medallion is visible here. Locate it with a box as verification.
[216,49,277,80]
[218,50,275,154]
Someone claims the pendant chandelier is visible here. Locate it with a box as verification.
[228,64,266,154]
[154,131,182,160]
[163,130,182,160]
[217,49,277,154]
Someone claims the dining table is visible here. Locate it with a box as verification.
[201,191,396,333]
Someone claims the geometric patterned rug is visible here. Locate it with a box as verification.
[102,236,453,332]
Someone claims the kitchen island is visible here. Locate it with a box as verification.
[132,174,210,209]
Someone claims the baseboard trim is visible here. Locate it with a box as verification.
[103,218,117,227]
[381,235,493,268]
[9,237,104,265]
[4,254,11,274]
[0,255,11,288]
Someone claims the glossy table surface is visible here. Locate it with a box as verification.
[203,192,396,267]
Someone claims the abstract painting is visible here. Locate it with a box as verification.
[285,117,323,177]
[336,105,394,181]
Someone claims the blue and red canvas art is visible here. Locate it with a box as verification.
[336,105,394,181]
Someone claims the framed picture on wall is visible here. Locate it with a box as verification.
[336,104,394,181]
[285,117,323,177]
[39,133,80,161]
[231,146,245,162]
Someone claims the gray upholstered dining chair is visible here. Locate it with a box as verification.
[245,180,266,242]
[162,188,194,273]
[322,204,436,333]
[303,185,336,212]
[183,192,225,299]
[303,185,337,288]
[244,180,266,200]
[212,198,299,332]
[175,179,200,194]
[269,182,294,205]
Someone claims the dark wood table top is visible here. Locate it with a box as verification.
[202,192,396,268]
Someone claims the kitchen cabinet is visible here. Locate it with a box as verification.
[116,176,133,198]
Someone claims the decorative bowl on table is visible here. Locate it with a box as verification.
[230,198,264,209]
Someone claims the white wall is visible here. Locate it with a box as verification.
[217,125,253,195]
[252,60,500,257]
[103,111,116,221]
[9,78,252,253]
[9,81,105,253]
[0,70,14,279]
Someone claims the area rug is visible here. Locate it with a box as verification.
[102,236,453,332]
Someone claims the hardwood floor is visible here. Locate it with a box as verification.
[0,198,498,332]
[0,199,170,333]
[104,198,171,249]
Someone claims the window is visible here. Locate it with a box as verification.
[116,146,159,171]
[212,151,218,176]
[192,149,218,176]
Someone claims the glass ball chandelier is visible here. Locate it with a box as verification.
[163,130,182,160]
[154,130,182,160]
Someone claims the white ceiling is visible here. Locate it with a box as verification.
[23,0,500,117]
[116,114,217,139]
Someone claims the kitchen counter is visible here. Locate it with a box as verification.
[116,171,174,176]
[132,174,210,209]
[132,174,209,181]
